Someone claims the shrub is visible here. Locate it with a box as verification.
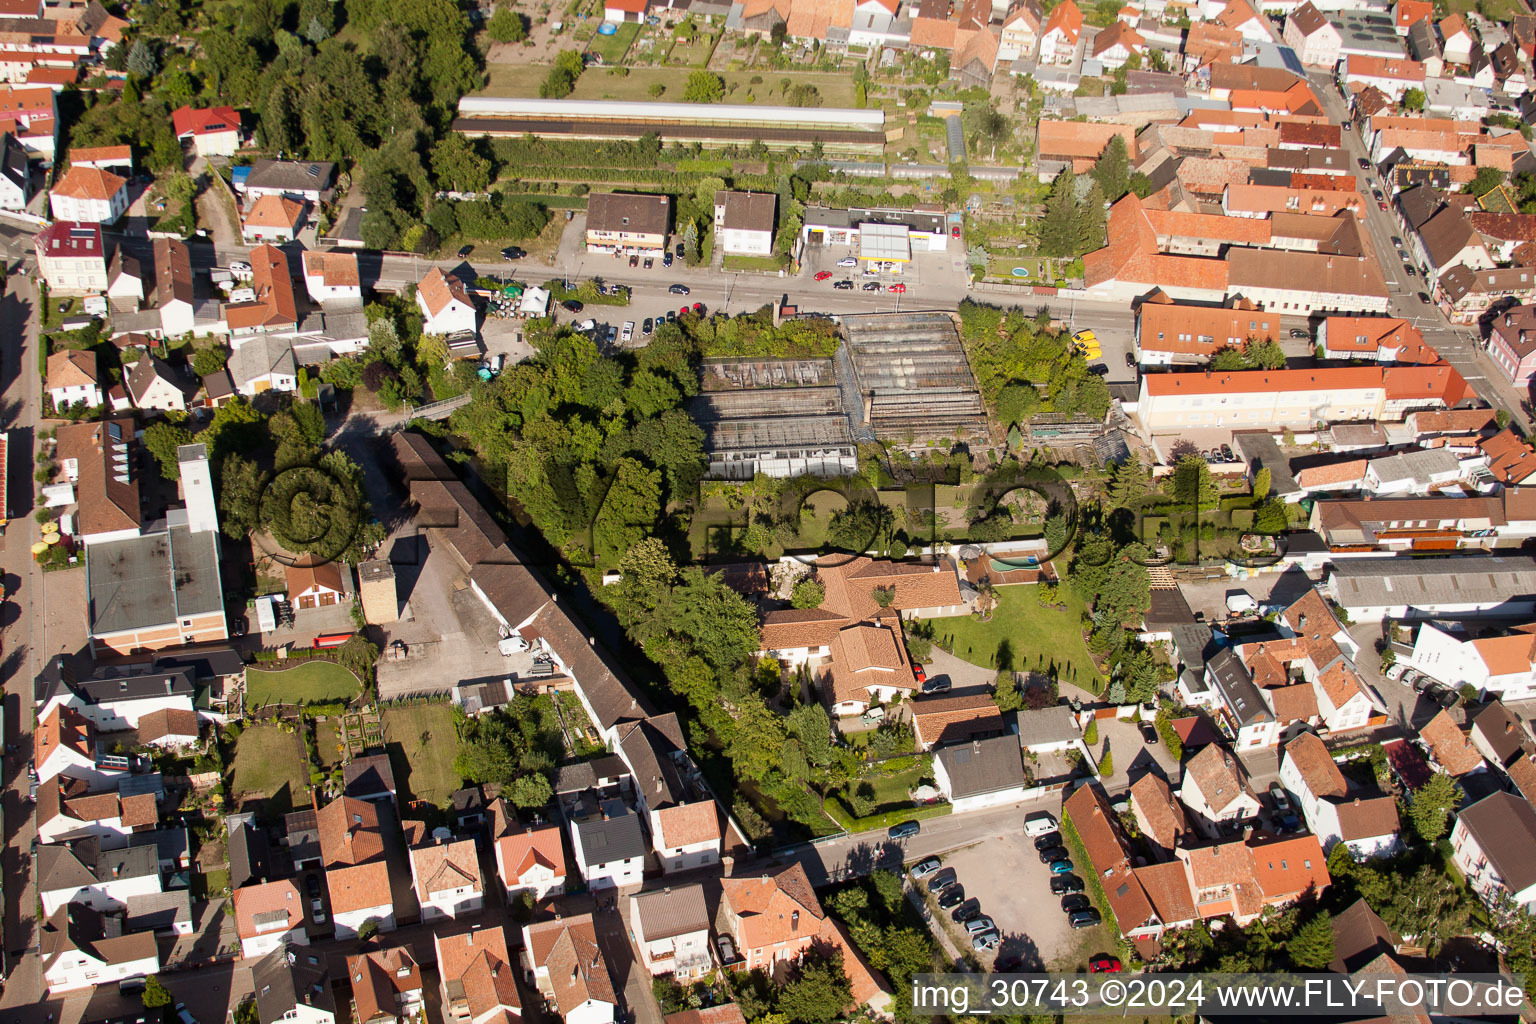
[1097,748,1113,776]
[1084,718,1099,745]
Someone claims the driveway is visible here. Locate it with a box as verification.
[1092,713,1181,795]
[1174,568,1319,623]
[927,828,1090,971]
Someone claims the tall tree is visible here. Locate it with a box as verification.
[1407,771,1461,843]
[1039,167,1079,258]
[1091,133,1131,200]
[1078,180,1108,253]
[1288,913,1336,969]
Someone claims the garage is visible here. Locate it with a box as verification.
[286,562,347,611]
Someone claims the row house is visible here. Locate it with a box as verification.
[1284,2,1341,67]
[41,904,159,994]
[1450,790,1536,911]
[1309,493,1526,550]
[1133,298,1279,366]
[1486,303,1536,385]
[37,839,161,916]
[318,795,395,939]
[633,884,713,979]
[1176,743,1263,837]
[1316,316,1435,363]
[253,945,338,1024]
[1339,54,1427,100]
[36,776,159,846]
[1038,0,1083,64]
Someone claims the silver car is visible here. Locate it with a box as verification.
[965,916,995,935]
[972,929,1000,952]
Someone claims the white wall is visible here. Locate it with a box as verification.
[240,924,307,959]
[333,906,395,940]
[45,946,160,994]
[41,873,161,917]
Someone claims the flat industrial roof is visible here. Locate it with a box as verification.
[87,525,224,636]
[858,221,911,262]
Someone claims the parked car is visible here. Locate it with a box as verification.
[1090,956,1122,973]
[1357,158,1370,169]
[937,886,966,910]
[1404,264,1416,276]
[1139,721,1157,744]
[665,310,677,323]
[692,302,705,315]
[1086,363,1108,376]
[457,245,474,258]
[888,819,921,840]
[889,283,907,293]
[669,284,690,295]
[621,321,635,344]
[910,857,941,879]
[1269,782,1292,812]
[1025,812,1058,837]
[833,280,854,289]
[1221,443,1234,461]
[1069,908,1102,928]
[862,707,886,724]
[965,915,996,935]
[502,246,525,260]
[815,271,834,281]
[912,663,927,684]
[629,254,639,267]
[1125,351,1136,367]
[1039,846,1070,864]
[928,867,958,892]
[642,317,654,336]
[680,305,692,317]
[1419,292,1432,304]
[1061,894,1091,913]
[1050,859,1075,875]
[1033,832,1062,851]
[837,257,858,267]
[922,676,950,694]
[1391,236,1402,247]
[643,257,654,270]
[1378,200,1389,211]
[972,929,1000,952]
[663,252,673,267]
[1050,874,1085,895]
[676,242,686,258]
[952,898,982,923]
[175,1004,200,1024]
[562,300,584,313]
[228,615,247,638]
[862,281,882,291]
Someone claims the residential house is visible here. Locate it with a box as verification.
[1394,0,1431,34]
[318,795,394,938]
[105,248,143,311]
[1038,0,1083,64]
[492,815,567,902]
[35,221,106,294]
[1408,623,1536,700]
[233,879,308,958]
[229,335,296,397]
[1468,700,1532,771]
[241,194,305,244]
[35,777,158,846]
[1440,13,1475,64]
[1092,20,1145,70]
[137,707,200,750]
[570,808,646,890]
[713,190,776,257]
[434,925,521,1024]
[651,800,722,877]
[663,1009,747,1024]
[46,349,100,410]
[342,753,397,805]
[1217,0,1268,41]
[1418,707,1489,778]
[523,915,616,1024]
[224,243,299,340]
[69,144,132,174]
[41,904,159,994]
[49,164,125,223]
[301,250,362,306]
[123,353,189,414]
[1285,2,1342,66]
[286,561,346,609]
[1133,299,1279,366]
[632,884,713,979]
[822,620,917,718]
[34,656,200,732]
[1173,832,1330,926]
[253,944,338,1024]
[1062,783,1168,948]
[1450,790,1536,911]
[1487,303,1536,386]
[38,839,161,916]
[1178,743,1263,837]
[346,946,424,1024]
[410,838,484,921]
[57,416,141,544]
[172,105,241,157]
[0,84,58,157]
[124,890,193,937]
[910,693,1004,750]
[1316,316,1432,362]
[150,236,195,337]
[999,0,1043,59]
[416,267,477,337]
[932,734,1028,812]
[1280,730,1402,857]
[0,129,27,209]
[1130,772,1193,860]
[585,191,673,254]
[239,159,336,204]
[35,705,111,788]
[604,0,647,21]
[1341,55,1426,101]
[1414,206,1494,289]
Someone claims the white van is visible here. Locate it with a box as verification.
[621,321,635,344]
[228,286,256,303]
[1225,592,1259,615]
[1024,812,1059,837]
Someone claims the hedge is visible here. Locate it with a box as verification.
[822,797,953,834]
[1061,810,1124,942]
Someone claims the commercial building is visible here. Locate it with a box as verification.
[1326,555,1536,620]
[585,191,673,255]
[689,357,855,480]
[800,205,951,270]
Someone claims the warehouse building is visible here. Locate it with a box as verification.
[1326,555,1536,621]
[453,98,887,155]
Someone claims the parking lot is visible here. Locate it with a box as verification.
[797,239,970,304]
[914,820,1104,971]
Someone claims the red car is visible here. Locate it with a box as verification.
[1090,956,1122,973]
[814,271,833,281]
[1378,200,1388,211]
[951,225,961,238]
[692,302,705,314]
[889,283,907,293]
[913,663,926,684]
[680,306,691,316]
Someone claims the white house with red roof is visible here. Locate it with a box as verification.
[651,800,722,875]
[1038,0,1083,64]
[34,705,104,788]
[171,105,241,157]
[523,914,617,1024]
[415,267,476,337]
[34,221,106,294]
[493,815,567,901]
[1408,622,1536,701]
[300,250,361,306]
[232,879,308,958]
[1280,730,1402,858]
[49,164,126,223]
[999,0,1043,59]
[434,925,522,1024]
[604,0,646,21]
[409,837,483,921]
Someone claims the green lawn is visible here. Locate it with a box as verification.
[246,661,362,707]
[382,704,462,809]
[723,253,787,271]
[1444,0,1523,18]
[590,21,641,64]
[194,868,230,900]
[922,585,1104,693]
[231,725,309,812]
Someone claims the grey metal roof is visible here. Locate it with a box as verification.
[244,159,337,194]
[575,810,647,867]
[1207,647,1271,727]
[124,889,192,931]
[1366,447,1460,486]
[253,944,336,1024]
[935,734,1026,799]
[1013,706,1081,748]
[1329,555,1536,609]
[1232,432,1298,499]
[78,666,197,705]
[86,525,224,636]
